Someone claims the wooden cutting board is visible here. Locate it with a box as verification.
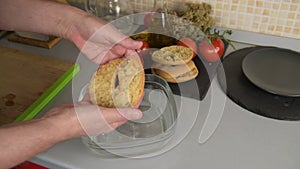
[0,45,79,125]
[7,33,62,49]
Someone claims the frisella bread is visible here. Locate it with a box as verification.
[151,45,199,83]
[151,45,194,65]
[152,61,198,83]
[89,56,145,108]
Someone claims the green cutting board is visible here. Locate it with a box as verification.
[0,45,80,124]
[15,64,80,122]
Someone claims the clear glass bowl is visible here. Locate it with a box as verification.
[80,74,178,158]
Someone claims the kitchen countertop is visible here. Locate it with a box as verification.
[1,32,300,169]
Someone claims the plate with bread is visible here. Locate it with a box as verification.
[151,45,199,83]
[131,32,227,101]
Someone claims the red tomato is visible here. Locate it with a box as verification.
[155,8,163,13]
[177,37,197,58]
[198,38,224,62]
[139,39,150,50]
[144,8,164,28]
[144,13,153,28]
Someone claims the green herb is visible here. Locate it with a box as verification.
[206,28,237,50]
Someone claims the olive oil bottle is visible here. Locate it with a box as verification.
[130,0,176,48]
[147,12,176,48]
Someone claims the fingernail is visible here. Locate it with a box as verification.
[131,109,143,120]
[133,40,143,48]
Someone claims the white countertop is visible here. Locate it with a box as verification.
[32,77,300,169]
[1,32,300,169]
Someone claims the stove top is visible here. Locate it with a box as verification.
[218,46,300,121]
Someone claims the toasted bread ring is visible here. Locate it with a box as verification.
[151,45,194,65]
[89,56,145,108]
[152,61,199,83]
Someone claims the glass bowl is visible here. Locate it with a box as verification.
[79,74,178,158]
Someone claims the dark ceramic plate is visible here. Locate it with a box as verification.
[242,48,300,97]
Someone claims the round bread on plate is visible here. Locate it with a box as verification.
[151,60,199,83]
[151,45,194,65]
[89,56,145,108]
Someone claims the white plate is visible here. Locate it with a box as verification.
[242,48,300,97]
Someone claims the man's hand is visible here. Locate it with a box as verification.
[43,102,143,138]
[66,13,142,64]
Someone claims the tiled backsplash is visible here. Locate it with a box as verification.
[69,0,300,39]
[146,0,300,39]
[207,0,300,39]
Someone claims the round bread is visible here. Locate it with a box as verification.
[151,45,194,65]
[151,60,199,83]
[89,56,145,108]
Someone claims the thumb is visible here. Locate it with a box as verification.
[116,108,143,121]
[119,38,143,50]
[103,107,143,123]
[95,23,142,50]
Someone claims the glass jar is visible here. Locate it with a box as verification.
[84,0,130,21]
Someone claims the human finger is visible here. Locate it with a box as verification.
[118,37,142,50]
[109,119,128,130]
[75,105,142,136]
[91,23,142,50]
[102,107,143,123]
